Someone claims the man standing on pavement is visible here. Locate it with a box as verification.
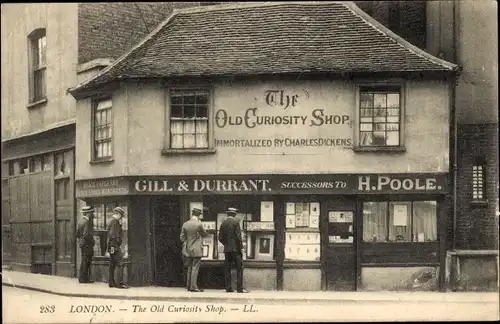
[218,207,248,293]
[180,207,208,292]
[76,206,95,283]
[107,206,129,289]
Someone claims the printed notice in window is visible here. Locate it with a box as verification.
[393,204,408,226]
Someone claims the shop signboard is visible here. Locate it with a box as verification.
[75,173,449,198]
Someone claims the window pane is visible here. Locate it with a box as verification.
[360,117,373,123]
[387,108,400,116]
[183,134,196,148]
[387,116,399,123]
[412,201,437,242]
[195,134,209,148]
[373,94,387,108]
[374,123,386,131]
[360,132,374,146]
[96,99,112,111]
[386,131,399,146]
[171,135,183,148]
[361,109,373,117]
[33,68,46,100]
[360,93,373,108]
[93,204,105,230]
[171,105,183,118]
[171,120,183,134]
[183,120,195,134]
[195,92,208,105]
[360,123,372,131]
[184,93,195,105]
[388,202,411,242]
[171,94,182,105]
[39,36,47,67]
[363,202,387,242]
[387,93,400,108]
[372,132,386,145]
[196,120,208,133]
[196,105,208,118]
[184,105,196,118]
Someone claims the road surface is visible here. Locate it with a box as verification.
[3,286,498,323]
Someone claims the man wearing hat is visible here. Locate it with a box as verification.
[107,206,129,289]
[76,206,95,283]
[218,207,248,293]
[180,207,209,292]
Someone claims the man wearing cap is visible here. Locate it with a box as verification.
[218,207,248,293]
[76,206,95,283]
[107,206,129,289]
[180,207,208,292]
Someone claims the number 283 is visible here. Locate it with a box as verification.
[40,305,55,313]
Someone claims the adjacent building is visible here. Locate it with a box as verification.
[1,2,198,276]
[69,2,458,291]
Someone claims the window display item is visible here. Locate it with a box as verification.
[286,214,296,228]
[260,201,274,222]
[201,221,216,231]
[254,233,274,261]
[202,235,214,260]
[286,202,295,215]
[393,205,408,226]
[310,202,320,216]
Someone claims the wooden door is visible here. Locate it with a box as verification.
[152,198,184,287]
[323,198,357,291]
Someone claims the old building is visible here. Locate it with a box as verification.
[1,2,198,276]
[69,2,458,291]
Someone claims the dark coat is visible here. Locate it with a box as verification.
[180,218,208,258]
[218,216,243,253]
[107,217,123,252]
[76,217,94,250]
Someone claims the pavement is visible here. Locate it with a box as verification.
[2,270,498,305]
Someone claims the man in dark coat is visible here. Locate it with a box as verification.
[76,206,95,283]
[218,207,248,293]
[180,208,208,292]
[107,206,129,289]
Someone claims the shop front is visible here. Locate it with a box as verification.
[75,173,448,291]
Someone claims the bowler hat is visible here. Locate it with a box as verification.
[81,206,94,213]
[226,207,238,215]
[113,206,125,216]
[192,208,202,215]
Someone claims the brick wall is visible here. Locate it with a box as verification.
[355,1,426,49]
[456,123,499,250]
[77,2,200,64]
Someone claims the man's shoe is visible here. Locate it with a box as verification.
[190,289,204,292]
[237,289,249,293]
[225,289,234,292]
[116,284,130,289]
[109,283,117,288]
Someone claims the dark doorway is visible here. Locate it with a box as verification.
[323,198,357,291]
[152,197,184,287]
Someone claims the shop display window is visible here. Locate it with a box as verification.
[191,199,276,261]
[363,201,437,243]
[91,202,128,258]
[285,202,320,261]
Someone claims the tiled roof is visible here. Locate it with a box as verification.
[77,2,197,64]
[70,1,458,97]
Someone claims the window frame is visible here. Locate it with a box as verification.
[362,199,438,243]
[353,80,406,152]
[91,96,114,162]
[163,87,216,155]
[471,156,488,205]
[27,28,47,105]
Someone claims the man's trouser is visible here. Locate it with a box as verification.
[109,248,125,286]
[224,252,243,291]
[185,257,202,291]
[79,247,93,283]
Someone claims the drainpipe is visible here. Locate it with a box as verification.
[451,0,460,251]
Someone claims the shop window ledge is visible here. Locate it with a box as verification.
[161,148,217,155]
[283,261,321,269]
[353,146,406,153]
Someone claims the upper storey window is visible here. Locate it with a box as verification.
[358,85,402,148]
[28,29,47,104]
